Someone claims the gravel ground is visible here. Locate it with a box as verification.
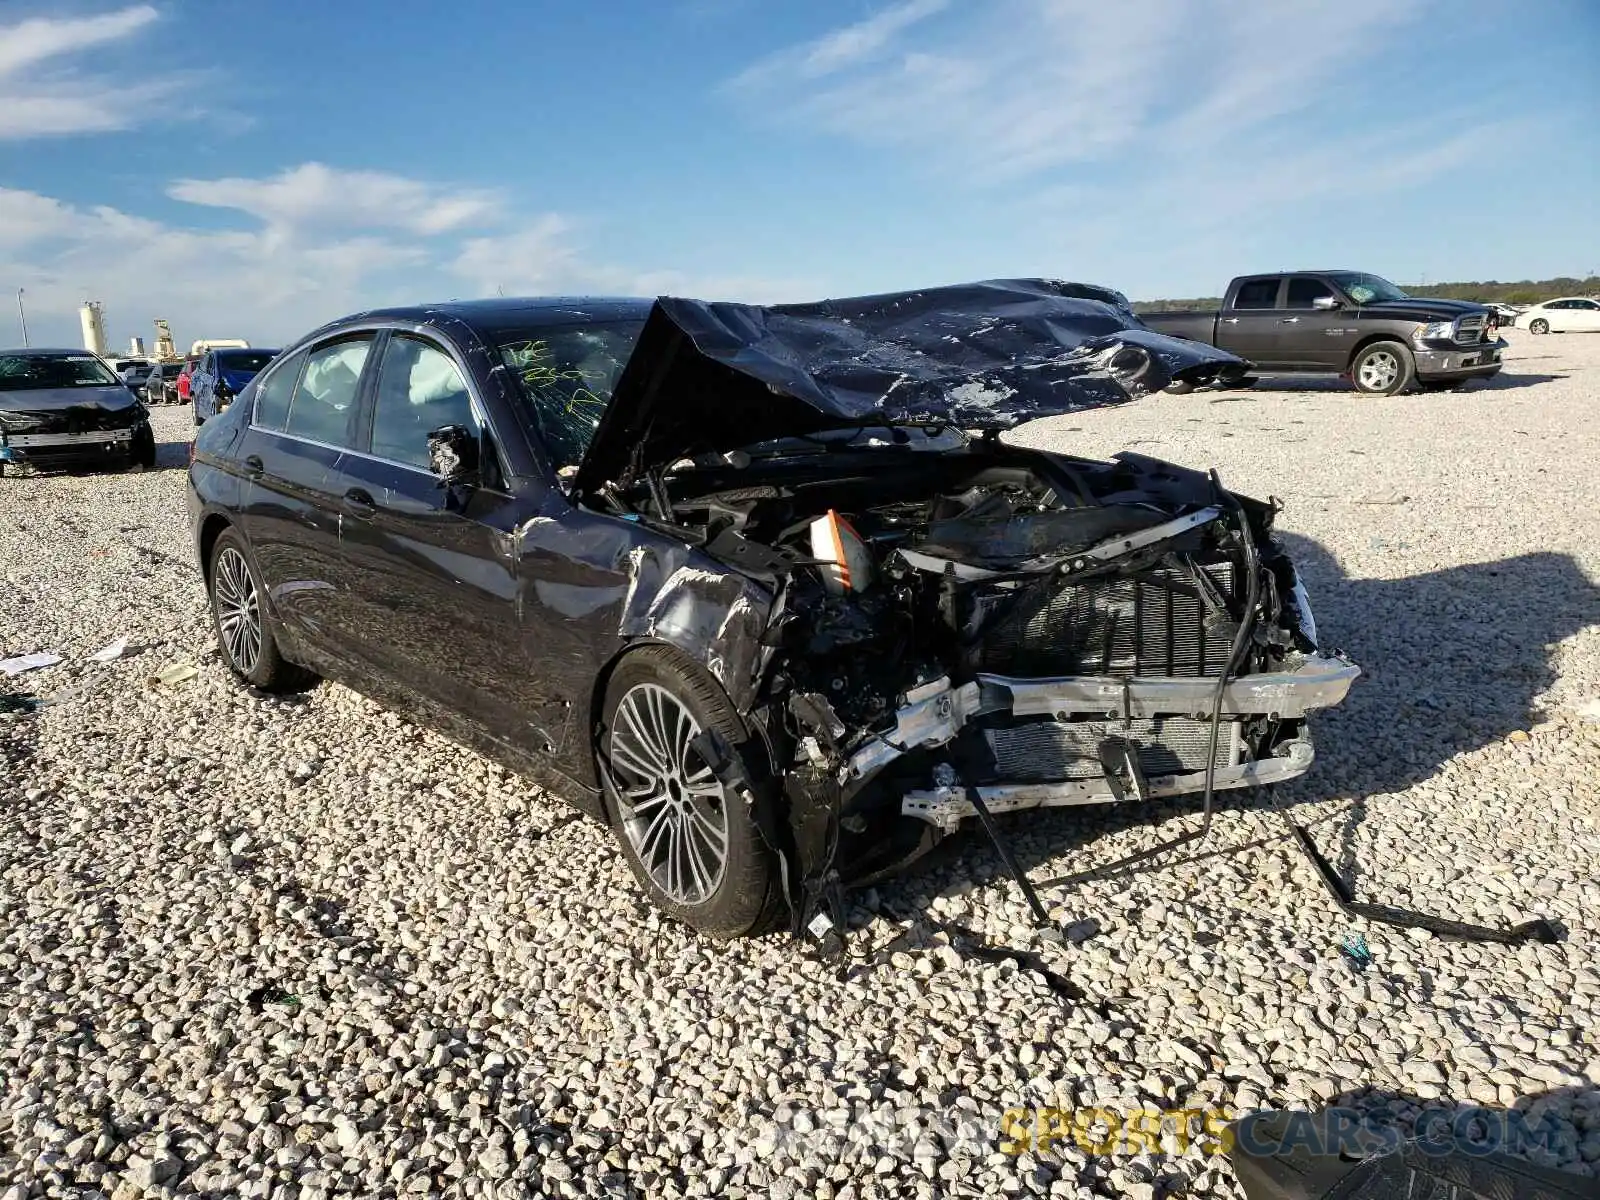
[3,330,1599,1200]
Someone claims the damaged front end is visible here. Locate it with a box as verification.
[575,280,1358,930]
[594,433,1358,924]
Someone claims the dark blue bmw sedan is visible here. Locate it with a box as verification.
[186,285,1352,938]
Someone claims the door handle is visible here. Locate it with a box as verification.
[344,487,377,519]
[1281,317,1301,324]
[242,455,264,477]
[1221,318,1240,325]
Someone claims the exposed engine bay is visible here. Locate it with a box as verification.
[592,427,1359,894]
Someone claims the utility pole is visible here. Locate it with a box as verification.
[16,288,28,347]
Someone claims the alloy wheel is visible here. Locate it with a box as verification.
[213,546,263,675]
[608,683,730,906]
[1358,351,1399,392]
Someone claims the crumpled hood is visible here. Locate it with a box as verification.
[574,278,1243,492]
[0,385,139,415]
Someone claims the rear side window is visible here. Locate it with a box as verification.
[1233,279,1280,310]
[369,336,476,469]
[252,349,305,432]
[285,338,371,447]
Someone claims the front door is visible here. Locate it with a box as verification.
[1280,276,1352,368]
[334,332,550,750]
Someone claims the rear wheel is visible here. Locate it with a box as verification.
[1529,318,1550,335]
[208,528,318,693]
[600,646,779,938]
[1351,341,1415,395]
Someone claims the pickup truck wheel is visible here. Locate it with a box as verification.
[1351,341,1414,395]
[1528,318,1549,335]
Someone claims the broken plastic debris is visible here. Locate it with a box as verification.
[0,652,63,677]
[806,910,835,939]
[1338,933,1373,970]
[809,510,874,595]
[149,662,199,688]
[89,636,129,663]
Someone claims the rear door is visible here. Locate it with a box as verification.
[1215,276,1290,367]
[238,334,375,668]
[334,330,536,745]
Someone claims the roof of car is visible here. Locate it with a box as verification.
[330,296,655,336]
[0,347,99,356]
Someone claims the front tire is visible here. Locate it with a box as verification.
[1351,341,1415,395]
[600,646,779,938]
[1528,318,1549,335]
[208,528,318,693]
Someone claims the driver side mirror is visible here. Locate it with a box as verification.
[427,424,479,485]
[1312,295,1340,311]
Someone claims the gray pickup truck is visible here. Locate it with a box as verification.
[1144,271,1506,395]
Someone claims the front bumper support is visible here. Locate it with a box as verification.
[903,739,1316,830]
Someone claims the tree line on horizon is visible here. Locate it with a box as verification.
[1132,275,1600,313]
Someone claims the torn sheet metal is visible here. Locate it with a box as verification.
[575,279,1245,492]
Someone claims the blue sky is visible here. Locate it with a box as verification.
[2,0,1596,350]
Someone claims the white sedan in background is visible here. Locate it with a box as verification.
[1514,297,1600,334]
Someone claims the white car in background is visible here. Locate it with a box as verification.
[1514,297,1600,334]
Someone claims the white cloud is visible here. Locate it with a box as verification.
[732,0,949,88]
[726,0,1429,180]
[169,163,505,236]
[4,166,818,350]
[0,5,180,140]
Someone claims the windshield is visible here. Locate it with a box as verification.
[495,322,645,470]
[0,353,122,392]
[216,350,277,373]
[1327,272,1409,305]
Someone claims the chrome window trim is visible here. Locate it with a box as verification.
[249,425,437,477]
[249,322,503,467]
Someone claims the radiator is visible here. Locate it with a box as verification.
[975,560,1237,678]
[985,716,1239,782]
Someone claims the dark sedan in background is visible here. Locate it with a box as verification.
[191,347,280,424]
[143,361,188,405]
[186,284,1354,936]
[0,349,156,475]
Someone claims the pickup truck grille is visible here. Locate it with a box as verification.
[1456,316,1488,345]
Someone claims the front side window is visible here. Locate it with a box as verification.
[1233,279,1279,310]
[370,336,476,469]
[1285,277,1336,309]
[494,321,644,471]
[285,338,370,447]
[1326,272,1408,305]
[252,348,306,432]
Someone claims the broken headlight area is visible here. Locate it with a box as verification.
[598,437,1358,912]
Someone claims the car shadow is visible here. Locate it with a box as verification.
[1212,371,1566,396]
[862,539,1597,929]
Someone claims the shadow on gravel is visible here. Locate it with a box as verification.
[1200,372,1568,398]
[864,539,1596,936]
[1228,1085,1599,1197]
